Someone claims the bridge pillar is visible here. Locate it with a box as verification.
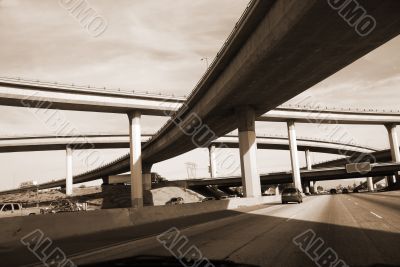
[209,145,217,178]
[128,111,143,208]
[142,164,153,191]
[305,149,315,193]
[102,176,109,185]
[386,124,399,185]
[309,181,315,194]
[287,121,302,193]
[367,177,374,192]
[237,106,261,198]
[303,182,310,194]
[66,145,73,196]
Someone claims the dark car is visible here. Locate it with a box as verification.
[330,189,337,194]
[282,188,303,204]
[166,197,184,205]
[342,188,349,194]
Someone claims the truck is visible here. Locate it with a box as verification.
[0,203,40,218]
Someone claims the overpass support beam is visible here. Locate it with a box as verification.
[305,149,315,193]
[237,107,261,198]
[386,124,399,185]
[128,111,143,208]
[367,177,374,192]
[209,145,217,178]
[66,146,73,196]
[287,121,302,193]
[142,164,153,191]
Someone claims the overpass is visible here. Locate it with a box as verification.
[1,161,399,197]
[2,0,400,207]
[3,75,400,126]
[0,77,185,116]
[161,162,400,188]
[261,107,400,125]
[0,133,379,196]
[0,134,376,155]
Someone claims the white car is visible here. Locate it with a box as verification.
[0,203,39,218]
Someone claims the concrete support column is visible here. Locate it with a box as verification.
[66,145,73,196]
[303,182,310,194]
[367,177,374,192]
[305,149,312,170]
[386,124,399,185]
[142,164,153,191]
[305,149,315,193]
[128,111,143,208]
[310,181,315,194]
[287,121,302,193]
[209,145,217,178]
[275,185,280,196]
[237,106,261,198]
[102,177,109,185]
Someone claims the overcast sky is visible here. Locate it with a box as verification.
[0,0,399,191]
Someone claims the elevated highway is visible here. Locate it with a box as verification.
[1,161,398,197]
[0,77,185,116]
[0,134,376,155]
[2,76,400,126]
[163,162,400,188]
[261,107,400,125]
[0,134,379,195]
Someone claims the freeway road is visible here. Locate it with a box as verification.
[3,192,400,267]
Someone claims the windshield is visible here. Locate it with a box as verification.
[283,188,297,194]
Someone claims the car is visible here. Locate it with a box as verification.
[40,199,82,214]
[0,203,39,218]
[330,189,337,194]
[342,188,349,194]
[165,197,184,205]
[281,188,303,204]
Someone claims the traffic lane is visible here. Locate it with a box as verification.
[74,195,400,267]
[73,196,329,266]
[351,192,400,213]
[320,194,400,266]
[337,193,400,265]
[224,194,398,267]
[346,191,400,230]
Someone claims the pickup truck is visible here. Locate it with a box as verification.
[0,203,39,218]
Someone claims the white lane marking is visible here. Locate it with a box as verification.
[370,212,383,219]
[286,214,297,222]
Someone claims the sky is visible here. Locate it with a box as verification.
[0,0,399,191]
